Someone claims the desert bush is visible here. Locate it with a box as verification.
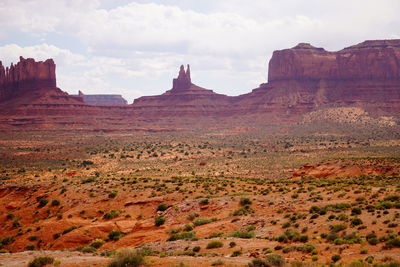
[231,230,254,239]
[28,256,54,267]
[155,216,166,226]
[351,207,362,215]
[199,199,209,205]
[157,203,169,211]
[383,237,400,249]
[331,254,341,262]
[0,236,15,248]
[351,218,363,226]
[366,233,379,245]
[90,238,105,249]
[206,240,223,249]
[232,205,254,216]
[248,253,284,267]
[103,210,120,220]
[108,249,145,267]
[108,191,118,198]
[62,225,79,235]
[231,250,242,257]
[167,231,196,241]
[193,218,215,226]
[330,224,347,233]
[108,230,123,241]
[240,197,252,206]
[187,213,199,220]
[51,199,61,206]
[37,198,48,208]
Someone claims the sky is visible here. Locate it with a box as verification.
[0,0,399,103]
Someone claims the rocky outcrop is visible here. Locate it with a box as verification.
[74,91,128,105]
[240,40,400,115]
[133,65,233,116]
[0,57,83,105]
[0,57,56,100]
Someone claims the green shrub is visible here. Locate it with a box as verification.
[37,199,48,208]
[108,191,118,198]
[157,203,169,211]
[62,225,79,235]
[384,237,400,249]
[187,213,199,220]
[26,244,35,250]
[330,224,347,233]
[192,246,201,252]
[311,255,318,262]
[103,210,120,220]
[28,235,38,241]
[231,250,242,257]
[0,236,15,248]
[155,216,166,226]
[90,238,105,249]
[211,260,224,266]
[108,230,123,241]
[240,197,252,206]
[167,231,196,241]
[366,233,378,245]
[193,218,214,226]
[230,230,254,239]
[206,240,223,249]
[232,205,254,216]
[51,199,61,206]
[249,253,284,267]
[108,249,145,267]
[331,254,341,262]
[351,218,363,226]
[81,246,96,253]
[199,199,209,205]
[28,256,55,267]
[351,207,362,215]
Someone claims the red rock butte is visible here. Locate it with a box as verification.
[0,39,400,125]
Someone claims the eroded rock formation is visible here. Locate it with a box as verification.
[133,65,233,116]
[0,57,82,105]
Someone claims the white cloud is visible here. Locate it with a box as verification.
[0,0,399,99]
[0,44,85,66]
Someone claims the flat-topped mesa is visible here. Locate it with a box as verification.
[244,39,400,115]
[73,90,128,105]
[0,56,57,101]
[268,39,400,82]
[172,64,192,90]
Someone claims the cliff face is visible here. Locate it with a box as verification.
[240,40,400,114]
[0,57,56,100]
[0,57,83,105]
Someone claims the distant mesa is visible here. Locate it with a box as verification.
[1,39,400,121]
[73,90,128,105]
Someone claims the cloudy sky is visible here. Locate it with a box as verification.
[0,0,399,103]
